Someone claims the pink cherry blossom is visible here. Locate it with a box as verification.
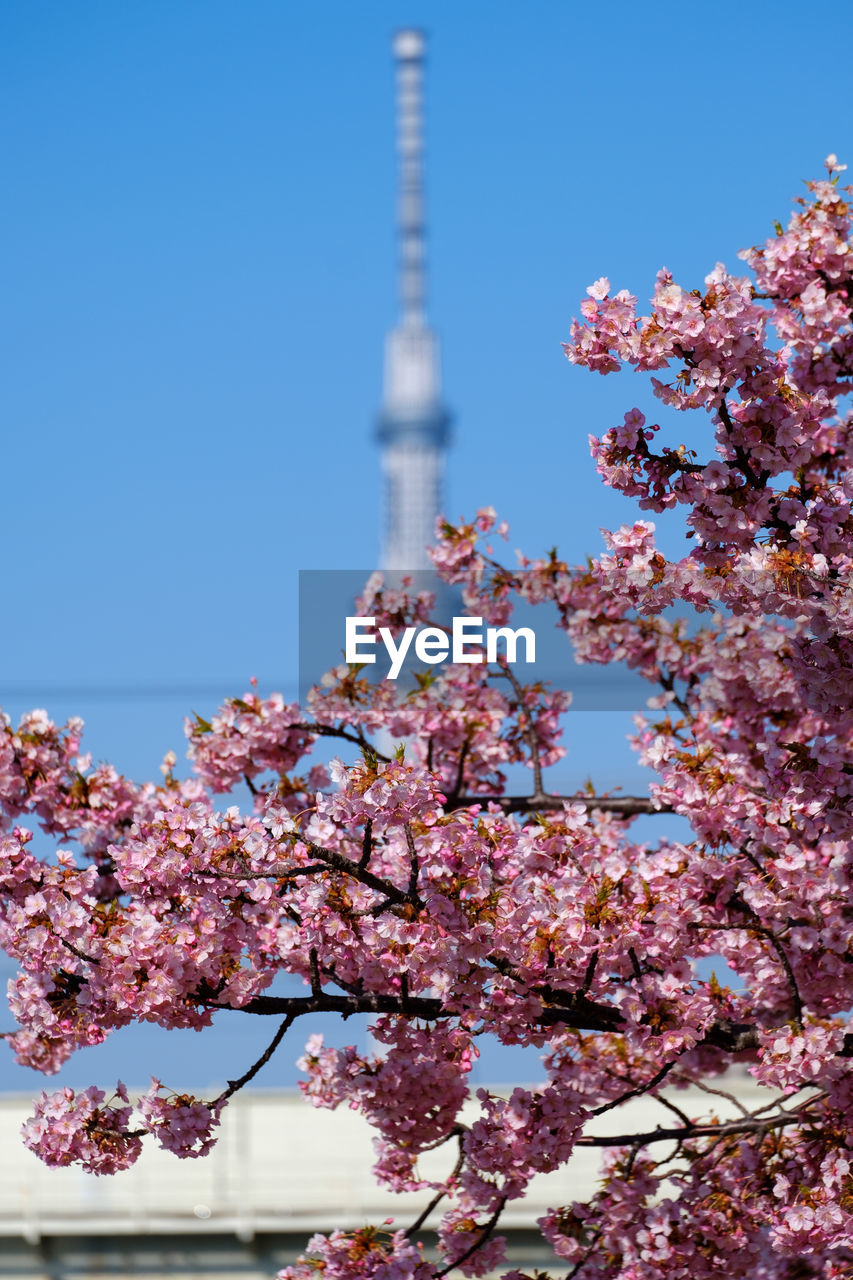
[4,163,853,1277]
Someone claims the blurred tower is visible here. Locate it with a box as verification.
[377,29,452,571]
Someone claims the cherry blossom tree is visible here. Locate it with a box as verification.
[3,158,853,1277]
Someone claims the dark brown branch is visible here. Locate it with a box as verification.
[690,918,804,1028]
[448,794,668,816]
[359,818,373,871]
[434,1196,508,1278]
[319,963,362,997]
[565,1145,641,1279]
[195,863,329,883]
[484,954,624,1033]
[670,1074,750,1119]
[654,1092,692,1129]
[287,721,391,763]
[207,991,623,1032]
[300,838,423,909]
[718,399,770,489]
[405,1131,466,1237]
[644,447,705,475]
[445,740,470,807]
[490,665,546,798]
[309,948,322,999]
[700,1019,761,1053]
[213,1014,294,1106]
[576,1110,803,1149]
[60,937,101,966]
[209,988,853,1069]
[212,992,445,1018]
[404,824,420,899]
[591,1059,676,1118]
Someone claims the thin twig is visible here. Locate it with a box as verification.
[213,1014,294,1106]
[755,928,804,1028]
[579,950,599,997]
[490,664,545,798]
[300,837,423,910]
[434,1195,508,1278]
[405,1132,466,1237]
[447,740,470,806]
[689,919,804,1028]
[565,1144,641,1279]
[592,1059,676,1118]
[669,1073,750,1119]
[60,937,101,966]
[653,1092,692,1128]
[287,722,391,762]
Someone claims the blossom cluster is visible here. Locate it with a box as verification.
[3,165,853,1277]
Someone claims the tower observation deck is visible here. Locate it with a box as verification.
[377,29,452,571]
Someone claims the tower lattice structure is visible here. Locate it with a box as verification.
[377,29,451,572]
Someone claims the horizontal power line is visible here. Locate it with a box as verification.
[0,683,298,702]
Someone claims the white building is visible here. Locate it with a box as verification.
[0,1074,772,1279]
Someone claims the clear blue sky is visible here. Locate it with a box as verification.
[0,0,848,1090]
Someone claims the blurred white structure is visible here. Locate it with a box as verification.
[0,1075,771,1278]
[377,30,452,571]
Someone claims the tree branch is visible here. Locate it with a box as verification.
[576,1110,804,1149]
[434,1195,508,1278]
[206,991,623,1032]
[404,823,420,899]
[207,985,813,1065]
[490,664,546,798]
[591,1059,676,1118]
[690,918,804,1029]
[717,398,770,489]
[405,1131,466,1237]
[447,740,470,806]
[299,838,423,909]
[359,818,373,870]
[287,722,392,763]
[448,793,668,816]
[213,1014,294,1106]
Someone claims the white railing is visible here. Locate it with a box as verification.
[0,1076,770,1243]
